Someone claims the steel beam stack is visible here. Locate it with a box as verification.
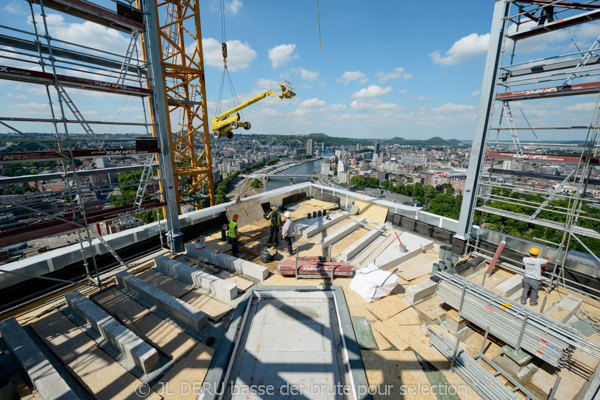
[435,271,600,367]
[427,326,536,400]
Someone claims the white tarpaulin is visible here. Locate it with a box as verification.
[349,264,399,303]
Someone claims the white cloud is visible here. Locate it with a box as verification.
[202,38,256,71]
[565,103,597,112]
[471,91,481,97]
[376,67,412,83]
[432,103,476,112]
[398,89,408,95]
[9,102,49,111]
[430,33,490,65]
[226,0,243,15]
[6,93,26,100]
[351,99,401,112]
[413,96,434,101]
[351,85,392,99]
[337,71,367,85]
[268,44,298,68]
[340,113,369,120]
[293,68,318,82]
[299,98,326,108]
[320,104,347,112]
[5,1,25,14]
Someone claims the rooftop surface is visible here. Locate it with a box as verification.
[1,197,599,400]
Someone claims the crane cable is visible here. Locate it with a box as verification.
[317,0,322,52]
[215,0,243,122]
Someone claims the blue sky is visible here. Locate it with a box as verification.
[1,1,600,141]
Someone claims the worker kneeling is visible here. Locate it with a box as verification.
[521,248,551,306]
[265,206,281,245]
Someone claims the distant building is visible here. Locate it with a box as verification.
[337,159,345,174]
[373,141,380,154]
[337,171,349,184]
[306,139,314,156]
[401,155,427,166]
[356,143,361,151]
[321,142,325,151]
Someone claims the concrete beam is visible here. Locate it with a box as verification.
[65,291,158,374]
[405,279,438,305]
[545,294,582,323]
[295,213,348,238]
[339,224,384,262]
[374,232,434,270]
[115,271,208,331]
[154,255,237,301]
[0,317,79,400]
[186,244,268,281]
[494,275,523,297]
[321,218,365,247]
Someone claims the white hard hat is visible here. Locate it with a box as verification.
[284,212,291,218]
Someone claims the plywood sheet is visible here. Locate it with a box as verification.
[29,310,96,364]
[91,286,150,323]
[361,350,437,400]
[365,294,411,321]
[133,313,197,361]
[152,343,214,400]
[397,252,436,281]
[226,200,265,228]
[414,297,448,321]
[179,291,233,321]
[137,268,194,298]
[215,271,254,292]
[354,200,389,223]
[67,347,161,400]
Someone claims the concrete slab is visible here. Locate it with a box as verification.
[29,310,97,364]
[186,245,269,281]
[137,268,194,298]
[293,212,348,238]
[0,317,79,400]
[115,271,208,332]
[91,286,151,323]
[321,217,365,247]
[155,255,238,301]
[339,223,385,262]
[215,270,254,292]
[67,347,161,400]
[404,278,438,305]
[65,291,159,374]
[133,313,198,361]
[493,274,523,297]
[546,294,582,323]
[375,232,434,272]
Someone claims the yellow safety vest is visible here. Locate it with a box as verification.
[269,212,281,227]
[228,220,237,238]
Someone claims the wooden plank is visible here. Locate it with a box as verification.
[361,350,437,400]
[67,347,161,400]
[29,310,96,364]
[365,293,411,321]
[371,328,393,351]
[179,291,233,321]
[137,268,194,298]
[414,297,448,321]
[132,313,197,361]
[354,200,389,223]
[396,252,436,281]
[91,286,150,323]
[152,343,214,400]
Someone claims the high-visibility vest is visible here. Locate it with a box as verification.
[269,212,281,227]
[228,220,237,238]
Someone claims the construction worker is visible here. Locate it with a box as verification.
[265,206,281,245]
[521,248,551,306]
[537,5,555,25]
[282,211,295,256]
[228,214,240,257]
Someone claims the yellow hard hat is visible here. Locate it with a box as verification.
[272,206,277,212]
[529,248,540,256]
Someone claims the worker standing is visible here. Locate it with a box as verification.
[521,248,551,306]
[228,214,240,257]
[265,206,281,245]
[282,211,295,256]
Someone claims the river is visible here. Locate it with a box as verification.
[265,159,323,191]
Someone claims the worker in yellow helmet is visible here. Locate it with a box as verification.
[521,248,551,306]
[265,206,281,245]
[228,214,239,257]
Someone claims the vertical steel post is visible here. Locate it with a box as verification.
[450,337,462,374]
[478,326,490,357]
[457,282,467,320]
[455,0,511,241]
[516,314,529,353]
[548,376,561,400]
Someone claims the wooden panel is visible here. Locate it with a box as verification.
[414,297,448,321]
[137,268,194,298]
[133,313,197,361]
[67,347,161,400]
[361,350,437,400]
[365,294,411,322]
[215,271,254,292]
[179,291,233,321]
[226,200,265,227]
[152,343,215,400]
[354,200,389,223]
[91,286,150,323]
[397,253,436,281]
[29,310,96,364]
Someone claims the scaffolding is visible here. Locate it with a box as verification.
[0,0,182,285]
[458,1,600,298]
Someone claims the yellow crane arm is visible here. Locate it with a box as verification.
[212,81,295,139]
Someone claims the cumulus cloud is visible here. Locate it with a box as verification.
[351,99,401,112]
[268,44,298,68]
[293,68,319,82]
[413,96,434,101]
[432,103,476,112]
[5,1,25,14]
[471,91,481,97]
[338,71,367,85]
[430,33,490,65]
[565,103,597,112]
[202,38,256,71]
[299,98,326,108]
[376,67,412,83]
[320,104,347,112]
[351,85,392,99]
[398,89,408,95]
[226,0,243,15]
